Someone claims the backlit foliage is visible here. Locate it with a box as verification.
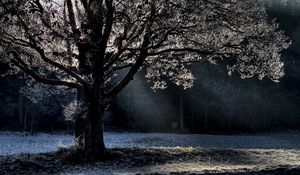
[0,0,290,94]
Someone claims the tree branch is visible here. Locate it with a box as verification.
[66,0,78,34]
[105,33,152,98]
[10,51,81,89]
[31,45,88,87]
[149,48,215,56]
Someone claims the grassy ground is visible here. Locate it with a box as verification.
[1,147,300,175]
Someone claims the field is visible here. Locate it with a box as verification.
[0,132,300,175]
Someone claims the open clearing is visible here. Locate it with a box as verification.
[0,132,299,175]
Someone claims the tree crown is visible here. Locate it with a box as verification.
[0,0,290,99]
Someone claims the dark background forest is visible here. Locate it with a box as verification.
[0,0,299,134]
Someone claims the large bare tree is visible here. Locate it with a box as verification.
[0,0,290,159]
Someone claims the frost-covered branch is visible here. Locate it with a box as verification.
[0,0,290,97]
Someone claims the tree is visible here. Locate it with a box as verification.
[0,0,290,159]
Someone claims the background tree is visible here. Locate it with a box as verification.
[0,0,290,159]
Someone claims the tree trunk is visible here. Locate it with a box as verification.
[74,87,87,146]
[30,108,36,135]
[83,95,106,160]
[18,94,24,127]
[178,90,184,133]
[74,113,86,146]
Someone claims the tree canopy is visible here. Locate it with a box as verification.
[0,0,290,95]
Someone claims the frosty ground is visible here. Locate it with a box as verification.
[0,132,300,175]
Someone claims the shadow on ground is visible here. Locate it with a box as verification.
[0,148,299,175]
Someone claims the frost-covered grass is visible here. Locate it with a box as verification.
[56,148,300,175]
[0,132,72,156]
[0,131,299,156]
[0,132,300,175]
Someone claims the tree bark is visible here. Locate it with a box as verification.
[74,87,87,146]
[74,113,86,146]
[83,94,106,160]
